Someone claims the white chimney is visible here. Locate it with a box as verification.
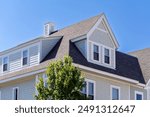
[44,22,55,37]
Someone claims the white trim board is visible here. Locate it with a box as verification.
[74,64,145,87]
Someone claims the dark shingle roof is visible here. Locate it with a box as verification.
[69,42,145,84]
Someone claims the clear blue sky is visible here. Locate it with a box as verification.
[0,0,150,52]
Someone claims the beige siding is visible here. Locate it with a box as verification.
[84,72,130,100]
[130,86,147,100]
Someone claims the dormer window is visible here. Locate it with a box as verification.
[3,57,8,72]
[93,44,99,61]
[104,48,110,64]
[22,50,28,66]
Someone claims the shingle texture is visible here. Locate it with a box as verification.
[129,48,150,83]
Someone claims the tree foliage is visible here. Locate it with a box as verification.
[35,56,86,100]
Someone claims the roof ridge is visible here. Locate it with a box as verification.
[51,13,103,34]
[128,47,150,54]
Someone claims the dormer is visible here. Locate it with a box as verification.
[0,36,61,76]
[73,14,119,69]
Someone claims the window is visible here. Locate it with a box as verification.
[43,73,48,87]
[104,48,110,64]
[93,44,99,61]
[111,85,120,100]
[135,91,143,100]
[3,57,8,72]
[81,80,95,100]
[12,87,19,100]
[22,50,28,66]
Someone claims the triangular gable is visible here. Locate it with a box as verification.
[87,14,119,49]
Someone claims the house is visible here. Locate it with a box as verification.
[129,48,150,100]
[0,13,147,100]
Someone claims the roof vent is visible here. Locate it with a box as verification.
[44,22,55,37]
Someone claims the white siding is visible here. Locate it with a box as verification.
[29,45,39,66]
[9,51,21,71]
[0,78,36,100]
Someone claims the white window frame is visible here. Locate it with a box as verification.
[102,46,111,66]
[12,87,19,100]
[110,85,120,100]
[91,42,101,63]
[135,91,143,100]
[2,56,9,72]
[21,49,29,67]
[81,79,96,100]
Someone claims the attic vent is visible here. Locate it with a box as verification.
[44,22,55,37]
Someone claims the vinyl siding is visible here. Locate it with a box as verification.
[0,43,40,76]
[130,86,147,100]
[0,76,36,100]
[89,29,114,48]
[84,71,130,100]
[29,45,39,66]
[9,51,21,71]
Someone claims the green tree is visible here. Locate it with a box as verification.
[35,56,87,100]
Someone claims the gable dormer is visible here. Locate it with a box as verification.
[73,14,119,69]
[87,14,119,69]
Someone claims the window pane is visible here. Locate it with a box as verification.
[3,57,8,64]
[88,82,94,100]
[81,82,87,94]
[105,56,110,64]
[23,58,28,65]
[136,94,142,100]
[23,50,28,58]
[104,48,109,56]
[94,45,99,53]
[93,45,99,61]
[3,64,8,71]
[104,48,110,64]
[14,88,18,100]
[112,88,119,100]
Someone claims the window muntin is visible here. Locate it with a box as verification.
[12,87,19,100]
[111,86,120,100]
[22,50,28,66]
[135,91,143,100]
[81,80,95,100]
[104,48,110,64]
[93,44,99,61]
[3,57,8,72]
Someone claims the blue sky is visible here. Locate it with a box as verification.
[0,0,150,52]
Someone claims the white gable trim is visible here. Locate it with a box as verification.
[87,14,119,49]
